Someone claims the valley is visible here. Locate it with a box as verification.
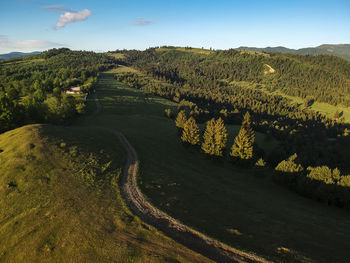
[81,69,350,262]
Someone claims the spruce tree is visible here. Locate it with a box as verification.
[175,110,187,129]
[214,118,228,156]
[181,116,200,145]
[202,118,228,156]
[201,118,216,155]
[230,112,255,160]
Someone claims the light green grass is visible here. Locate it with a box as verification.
[106,52,126,59]
[0,124,212,263]
[156,47,214,55]
[109,66,141,74]
[266,89,350,122]
[87,72,350,263]
[229,80,350,122]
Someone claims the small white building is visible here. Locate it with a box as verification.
[66,86,81,94]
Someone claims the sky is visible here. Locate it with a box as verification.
[0,0,349,53]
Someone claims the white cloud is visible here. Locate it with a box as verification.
[52,9,92,29]
[133,18,152,26]
[0,35,62,52]
[41,5,74,12]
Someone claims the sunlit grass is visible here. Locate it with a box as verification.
[0,124,212,263]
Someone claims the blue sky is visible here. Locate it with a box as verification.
[0,0,349,53]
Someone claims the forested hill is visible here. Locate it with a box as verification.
[115,46,350,174]
[0,48,116,133]
[0,51,41,60]
[237,44,350,61]
[123,47,350,107]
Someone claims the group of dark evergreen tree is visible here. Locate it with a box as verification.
[175,109,350,208]
[176,110,256,161]
[0,48,116,132]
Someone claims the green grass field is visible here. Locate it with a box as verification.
[229,76,350,123]
[86,70,350,263]
[266,89,350,122]
[0,124,212,263]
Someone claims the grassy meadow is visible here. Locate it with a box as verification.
[228,79,350,123]
[156,47,214,55]
[85,69,350,263]
[0,124,212,263]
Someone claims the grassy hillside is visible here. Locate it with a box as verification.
[0,124,212,263]
[230,79,350,122]
[85,69,350,263]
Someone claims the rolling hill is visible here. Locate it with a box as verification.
[237,44,350,61]
[0,51,41,60]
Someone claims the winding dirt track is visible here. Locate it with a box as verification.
[89,93,269,263]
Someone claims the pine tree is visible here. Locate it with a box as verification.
[201,118,216,155]
[175,110,187,129]
[202,118,228,156]
[230,112,255,160]
[181,116,200,145]
[214,117,227,156]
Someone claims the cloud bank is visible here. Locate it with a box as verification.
[0,35,62,52]
[52,9,92,29]
[133,18,152,26]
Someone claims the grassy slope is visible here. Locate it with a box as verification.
[230,79,350,122]
[263,88,350,122]
[89,69,350,263]
[0,124,212,263]
[156,47,214,55]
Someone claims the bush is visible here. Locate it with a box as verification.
[275,153,303,173]
[255,158,266,167]
[306,166,341,185]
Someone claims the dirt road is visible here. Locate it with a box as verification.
[88,91,268,263]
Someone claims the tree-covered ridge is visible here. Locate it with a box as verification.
[122,48,350,106]
[0,48,116,132]
[238,44,350,62]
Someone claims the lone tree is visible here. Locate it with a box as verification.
[175,110,187,129]
[181,116,200,145]
[230,112,255,160]
[202,117,227,156]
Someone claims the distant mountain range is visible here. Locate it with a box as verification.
[0,51,41,60]
[237,44,350,61]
